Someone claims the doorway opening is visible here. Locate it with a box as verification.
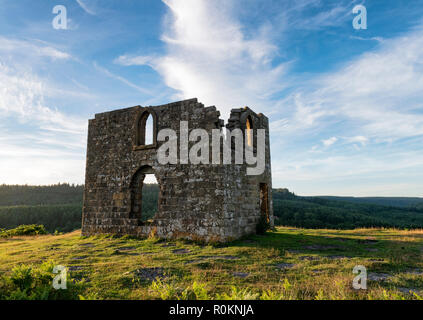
[259,183,270,223]
[129,166,159,223]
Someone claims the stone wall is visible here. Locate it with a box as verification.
[82,98,273,242]
[222,107,274,239]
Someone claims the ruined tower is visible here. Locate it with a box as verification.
[82,98,273,242]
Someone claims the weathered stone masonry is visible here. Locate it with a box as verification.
[82,98,273,242]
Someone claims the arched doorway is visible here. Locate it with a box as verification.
[129,166,159,222]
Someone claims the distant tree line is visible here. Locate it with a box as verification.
[0,183,84,206]
[140,184,159,221]
[317,195,423,209]
[0,184,422,232]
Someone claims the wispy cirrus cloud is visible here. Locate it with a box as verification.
[76,0,97,16]
[0,34,87,184]
[269,24,423,195]
[350,35,385,43]
[93,62,153,96]
[114,0,357,119]
[114,55,154,66]
[289,4,351,30]
[0,65,87,184]
[278,25,423,142]
[113,0,423,196]
[0,63,86,134]
[115,0,290,120]
[2,0,421,194]
[0,36,71,60]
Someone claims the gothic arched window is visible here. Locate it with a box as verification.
[246,116,253,147]
[135,109,156,148]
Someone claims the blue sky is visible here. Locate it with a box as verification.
[1,0,423,196]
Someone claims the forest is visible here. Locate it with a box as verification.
[0,184,422,233]
[0,183,158,233]
[273,189,423,229]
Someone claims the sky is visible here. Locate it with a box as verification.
[1,0,423,197]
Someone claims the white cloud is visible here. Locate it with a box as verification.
[0,150,84,185]
[76,0,96,15]
[278,25,423,142]
[347,135,368,145]
[276,156,423,196]
[350,36,385,43]
[116,0,290,121]
[94,62,153,96]
[114,0,355,123]
[292,5,350,30]
[114,55,154,66]
[111,0,423,196]
[271,0,353,33]
[0,63,86,134]
[322,137,337,147]
[0,42,87,184]
[0,36,71,60]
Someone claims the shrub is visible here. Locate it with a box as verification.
[181,281,210,300]
[0,225,48,238]
[0,261,85,300]
[149,279,180,300]
[260,279,295,300]
[149,280,257,300]
[216,286,259,300]
[10,265,33,291]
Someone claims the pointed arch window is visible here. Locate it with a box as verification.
[246,116,253,147]
[134,108,157,150]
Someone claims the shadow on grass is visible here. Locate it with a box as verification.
[227,229,420,271]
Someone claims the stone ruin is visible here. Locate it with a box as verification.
[82,98,273,242]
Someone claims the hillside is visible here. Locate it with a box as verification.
[0,227,422,300]
[273,189,423,229]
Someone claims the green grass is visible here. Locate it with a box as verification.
[0,226,422,300]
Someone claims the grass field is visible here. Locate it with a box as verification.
[0,227,422,300]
